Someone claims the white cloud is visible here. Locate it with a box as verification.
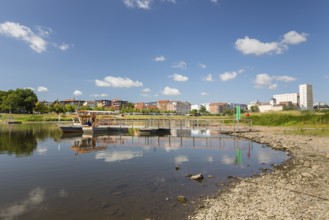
[198,63,207,69]
[142,88,151,93]
[235,36,283,56]
[26,87,36,91]
[141,88,151,97]
[37,86,48,92]
[254,73,296,89]
[73,90,82,96]
[220,71,237,81]
[162,86,181,96]
[95,150,143,162]
[123,0,152,9]
[95,76,143,88]
[0,21,47,53]
[219,69,244,81]
[58,43,70,51]
[282,31,308,45]
[161,0,176,3]
[174,155,189,164]
[275,75,297,83]
[201,92,208,96]
[92,93,108,97]
[203,74,214,82]
[211,0,219,3]
[172,61,187,70]
[254,73,275,89]
[235,31,308,56]
[169,73,189,82]
[153,55,166,62]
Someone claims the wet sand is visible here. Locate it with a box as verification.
[189,127,329,220]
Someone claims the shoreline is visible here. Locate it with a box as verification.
[188,126,329,220]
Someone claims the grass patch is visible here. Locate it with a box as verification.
[250,112,329,126]
[283,127,329,137]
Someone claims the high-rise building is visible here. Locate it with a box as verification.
[299,84,313,110]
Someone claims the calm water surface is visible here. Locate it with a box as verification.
[0,124,288,220]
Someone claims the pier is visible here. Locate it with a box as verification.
[97,118,252,135]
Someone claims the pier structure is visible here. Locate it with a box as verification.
[96,118,252,134]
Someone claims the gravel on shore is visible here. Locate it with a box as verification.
[188,127,329,220]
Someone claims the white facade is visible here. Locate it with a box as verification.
[191,104,200,111]
[273,93,299,105]
[299,84,313,110]
[258,105,283,113]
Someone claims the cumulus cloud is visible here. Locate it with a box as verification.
[235,31,308,56]
[172,61,187,70]
[37,86,48,92]
[73,90,82,96]
[219,69,244,81]
[0,21,47,53]
[95,76,143,88]
[201,92,208,96]
[254,73,296,89]
[153,55,166,62]
[169,73,189,82]
[162,86,181,96]
[282,31,308,45]
[235,37,283,56]
[203,74,214,82]
[123,0,152,9]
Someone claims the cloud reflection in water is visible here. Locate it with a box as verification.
[0,187,45,220]
[95,150,143,162]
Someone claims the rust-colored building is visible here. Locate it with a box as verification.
[209,102,229,114]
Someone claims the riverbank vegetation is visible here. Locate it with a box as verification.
[1,110,329,126]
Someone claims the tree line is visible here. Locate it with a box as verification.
[0,89,38,114]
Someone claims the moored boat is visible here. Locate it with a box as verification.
[58,110,112,134]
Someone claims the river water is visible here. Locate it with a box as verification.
[0,123,288,220]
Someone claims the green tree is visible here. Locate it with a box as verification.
[34,102,49,114]
[199,105,209,115]
[50,102,66,114]
[190,109,198,116]
[15,88,38,113]
[250,105,259,112]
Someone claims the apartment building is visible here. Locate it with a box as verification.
[299,84,313,110]
[273,93,299,106]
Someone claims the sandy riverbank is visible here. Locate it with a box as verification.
[189,127,329,220]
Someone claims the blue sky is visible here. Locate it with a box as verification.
[0,0,328,105]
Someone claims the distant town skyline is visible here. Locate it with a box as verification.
[0,0,328,104]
